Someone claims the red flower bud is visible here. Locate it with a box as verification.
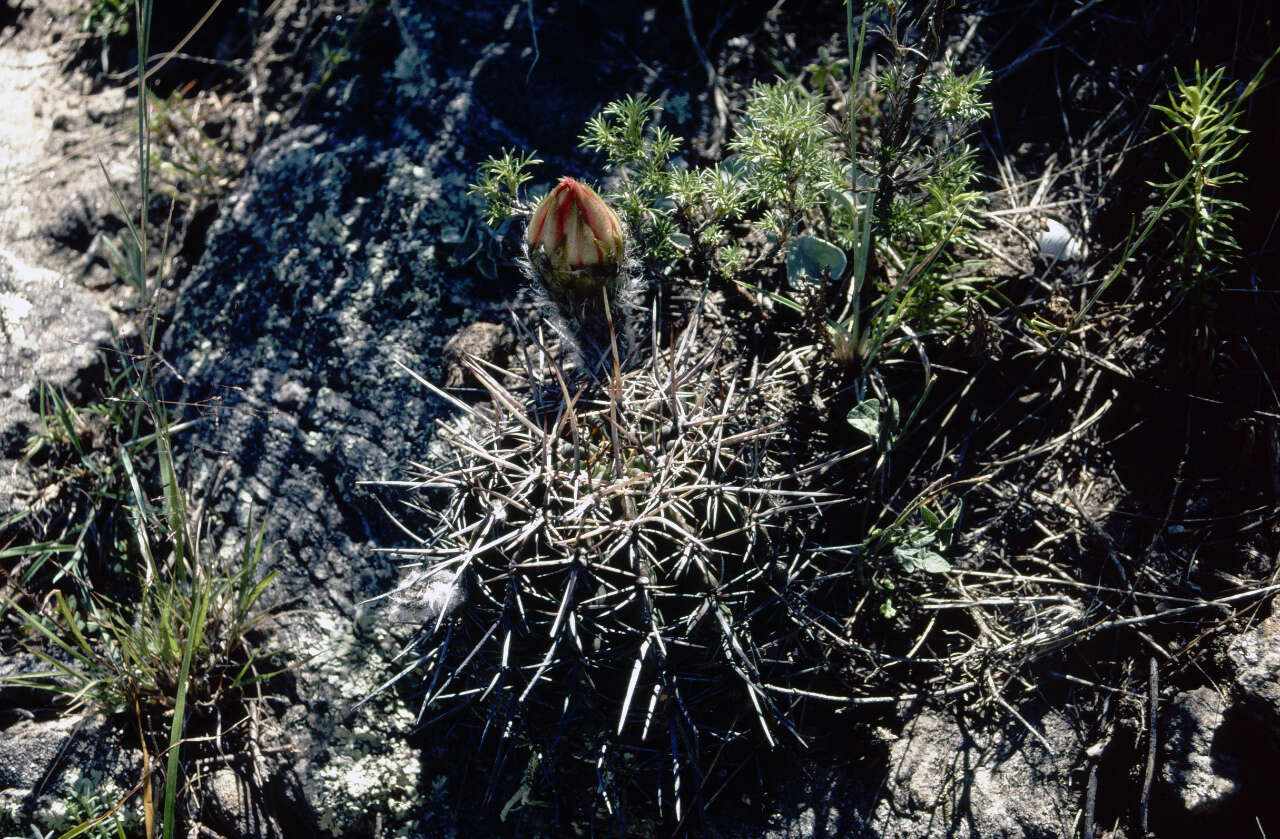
[526,178,626,308]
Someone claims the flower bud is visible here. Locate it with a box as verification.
[525,177,626,309]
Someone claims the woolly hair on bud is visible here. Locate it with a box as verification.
[520,228,644,369]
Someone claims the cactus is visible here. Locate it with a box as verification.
[379,309,837,825]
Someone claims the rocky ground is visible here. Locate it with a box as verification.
[2,1,1279,837]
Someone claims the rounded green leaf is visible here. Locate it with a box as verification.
[846,398,881,440]
[786,235,847,287]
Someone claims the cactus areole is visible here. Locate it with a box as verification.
[526,177,626,306]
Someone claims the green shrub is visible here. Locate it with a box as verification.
[77,0,132,43]
[1148,51,1277,289]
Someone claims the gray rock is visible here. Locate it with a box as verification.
[0,11,134,532]
[0,714,87,793]
[0,243,116,525]
[161,114,494,837]
[1159,687,1241,816]
[200,768,285,839]
[868,707,1081,839]
[0,248,113,417]
[0,714,141,833]
[738,706,1082,839]
[1226,607,1280,738]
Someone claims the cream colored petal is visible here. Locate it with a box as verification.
[527,191,553,247]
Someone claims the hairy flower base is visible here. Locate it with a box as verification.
[528,246,627,311]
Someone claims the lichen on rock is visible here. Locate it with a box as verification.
[288,610,427,836]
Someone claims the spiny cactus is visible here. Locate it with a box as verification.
[377,309,843,825]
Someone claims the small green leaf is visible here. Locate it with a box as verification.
[911,529,938,547]
[846,398,881,440]
[826,188,857,215]
[938,501,962,548]
[786,235,847,287]
[847,396,899,454]
[920,506,940,530]
[941,501,962,532]
[720,154,749,179]
[894,543,951,574]
[920,553,951,573]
